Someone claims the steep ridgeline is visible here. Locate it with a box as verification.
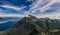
[7,16,60,35]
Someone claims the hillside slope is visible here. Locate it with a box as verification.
[7,16,60,35]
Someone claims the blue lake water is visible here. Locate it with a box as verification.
[0,21,16,31]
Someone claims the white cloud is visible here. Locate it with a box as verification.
[0,5,26,11]
[29,0,43,13]
[40,0,57,12]
[35,12,60,19]
[0,0,60,19]
[29,0,60,13]
[26,0,60,19]
[0,21,8,24]
[0,14,28,17]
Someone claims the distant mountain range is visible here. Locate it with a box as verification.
[0,17,22,31]
[0,17,22,21]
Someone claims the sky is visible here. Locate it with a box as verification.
[0,0,60,19]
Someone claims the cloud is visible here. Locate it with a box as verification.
[0,21,8,24]
[0,5,26,11]
[25,0,60,19]
[0,0,60,19]
[29,0,60,13]
[34,11,60,19]
[0,14,28,17]
[40,0,57,12]
[29,0,43,13]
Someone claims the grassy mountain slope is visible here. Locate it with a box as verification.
[7,15,60,35]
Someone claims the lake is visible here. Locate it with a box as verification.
[0,21,16,31]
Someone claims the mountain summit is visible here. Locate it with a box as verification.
[7,15,60,35]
